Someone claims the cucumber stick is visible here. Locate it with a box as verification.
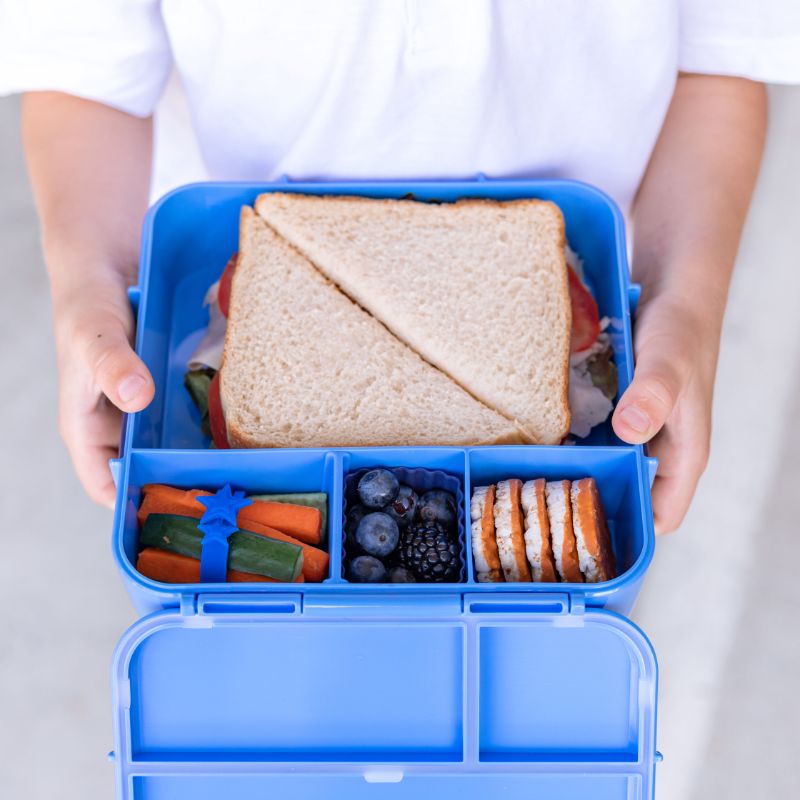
[249,492,328,545]
[141,514,303,582]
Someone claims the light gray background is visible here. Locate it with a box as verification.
[1,87,799,799]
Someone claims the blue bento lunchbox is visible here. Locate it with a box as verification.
[109,180,660,800]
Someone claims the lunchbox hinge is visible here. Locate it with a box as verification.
[179,594,198,616]
[196,593,302,616]
[465,592,572,615]
[303,593,461,618]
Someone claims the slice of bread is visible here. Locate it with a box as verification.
[470,485,503,583]
[545,480,584,583]
[256,193,571,444]
[521,478,558,583]
[571,478,617,583]
[493,479,532,582]
[220,208,523,448]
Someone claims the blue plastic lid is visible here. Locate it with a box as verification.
[112,593,657,798]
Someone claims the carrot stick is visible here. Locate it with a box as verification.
[139,484,322,545]
[136,547,305,584]
[138,485,329,582]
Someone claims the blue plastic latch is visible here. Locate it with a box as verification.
[655,751,664,763]
[127,286,141,317]
[646,457,659,489]
[108,458,122,488]
[196,484,252,583]
[628,283,641,316]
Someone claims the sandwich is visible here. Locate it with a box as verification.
[255,193,573,444]
[213,207,522,447]
[185,194,617,446]
[470,485,503,583]
[544,480,584,583]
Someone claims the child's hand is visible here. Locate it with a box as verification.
[612,294,716,534]
[54,280,154,507]
[22,92,155,506]
[610,75,766,533]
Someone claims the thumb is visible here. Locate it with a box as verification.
[612,345,688,444]
[82,312,155,413]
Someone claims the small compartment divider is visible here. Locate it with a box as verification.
[462,450,476,588]
[462,617,481,765]
[324,450,346,584]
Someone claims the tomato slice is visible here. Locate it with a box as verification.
[207,372,230,449]
[567,266,601,352]
[217,253,238,318]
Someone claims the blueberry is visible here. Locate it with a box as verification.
[388,566,416,583]
[345,504,368,540]
[356,512,400,557]
[357,469,400,509]
[417,490,457,528]
[348,555,386,583]
[385,485,418,527]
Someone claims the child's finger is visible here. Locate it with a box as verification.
[645,410,710,534]
[58,394,122,508]
[81,312,154,413]
[612,345,689,444]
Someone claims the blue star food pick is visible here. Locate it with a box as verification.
[197,484,252,582]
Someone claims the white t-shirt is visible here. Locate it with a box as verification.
[1,0,799,212]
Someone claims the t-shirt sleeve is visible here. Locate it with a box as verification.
[679,1,800,83]
[0,0,172,117]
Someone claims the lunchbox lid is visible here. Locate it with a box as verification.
[111,592,658,799]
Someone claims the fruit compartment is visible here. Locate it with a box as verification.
[342,465,466,584]
[114,448,339,613]
[340,448,467,585]
[465,447,654,595]
[126,180,635,453]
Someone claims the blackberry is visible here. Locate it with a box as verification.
[399,521,461,582]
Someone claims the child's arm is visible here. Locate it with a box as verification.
[613,74,767,533]
[22,92,155,507]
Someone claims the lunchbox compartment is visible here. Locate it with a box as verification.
[125,620,464,763]
[478,623,640,762]
[127,180,634,452]
[116,448,338,602]
[341,448,467,584]
[128,774,639,800]
[467,447,651,590]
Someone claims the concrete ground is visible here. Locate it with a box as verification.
[1,87,799,799]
